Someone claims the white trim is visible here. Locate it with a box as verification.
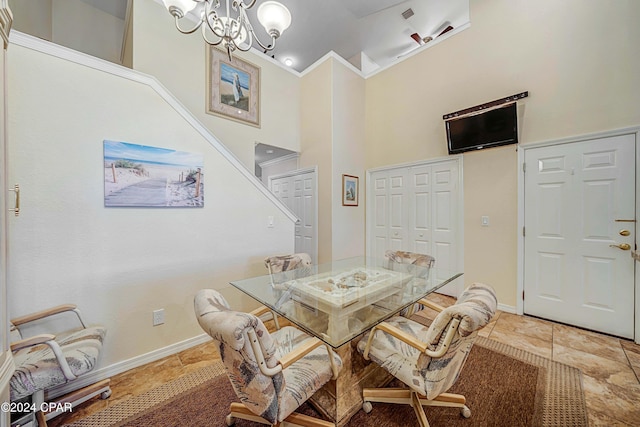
[497,303,516,315]
[46,333,212,399]
[517,126,640,343]
[258,152,299,169]
[367,154,462,173]
[119,0,132,65]
[267,165,317,182]
[300,51,365,78]
[364,23,471,79]
[0,351,14,395]
[8,31,298,224]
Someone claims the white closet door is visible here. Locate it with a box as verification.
[368,159,462,296]
[431,161,460,294]
[371,170,390,260]
[293,172,316,262]
[408,165,432,254]
[388,168,409,251]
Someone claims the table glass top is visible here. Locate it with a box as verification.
[231,256,462,348]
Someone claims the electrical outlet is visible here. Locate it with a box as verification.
[152,309,165,326]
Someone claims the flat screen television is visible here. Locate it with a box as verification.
[446,103,518,154]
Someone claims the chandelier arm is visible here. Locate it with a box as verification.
[201,23,225,46]
[174,15,204,35]
[251,33,277,52]
[203,10,228,39]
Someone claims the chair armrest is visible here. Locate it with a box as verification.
[10,334,56,352]
[363,322,427,360]
[249,305,271,317]
[363,317,461,360]
[10,333,78,381]
[11,304,87,328]
[278,337,339,380]
[278,337,323,370]
[417,299,446,313]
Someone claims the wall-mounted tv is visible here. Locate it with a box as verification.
[446,103,518,155]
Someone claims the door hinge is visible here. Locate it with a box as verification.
[522,162,526,173]
[522,290,525,300]
[522,226,526,237]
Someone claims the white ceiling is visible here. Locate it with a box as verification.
[36,0,470,74]
[244,0,470,72]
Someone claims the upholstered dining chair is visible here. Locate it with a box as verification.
[254,252,313,330]
[357,283,497,427]
[385,250,436,317]
[194,289,342,427]
[9,304,111,427]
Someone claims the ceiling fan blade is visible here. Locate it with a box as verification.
[437,25,454,38]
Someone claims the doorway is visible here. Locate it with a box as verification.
[521,131,637,339]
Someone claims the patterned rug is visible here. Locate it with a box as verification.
[66,337,588,426]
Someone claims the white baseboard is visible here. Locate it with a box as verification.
[497,303,516,314]
[47,333,212,399]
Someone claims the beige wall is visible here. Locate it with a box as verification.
[331,60,366,260]
[132,0,301,170]
[299,58,367,262]
[365,0,640,305]
[7,0,51,41]
[300,60,333,262]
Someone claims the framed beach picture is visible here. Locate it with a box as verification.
[207,46,260,127]
[342,174,359,206]
[104,140,204,208]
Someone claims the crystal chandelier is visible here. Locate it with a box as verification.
[162,0,291,60]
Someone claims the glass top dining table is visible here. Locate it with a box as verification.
[231,256,463,348]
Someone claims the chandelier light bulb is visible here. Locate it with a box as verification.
[257,1,292,38]
[162,0,197,18]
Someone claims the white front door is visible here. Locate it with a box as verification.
[523,134,635,338]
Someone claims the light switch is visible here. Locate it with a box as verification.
[481,216,490,227]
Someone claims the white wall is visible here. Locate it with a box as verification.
[132,0,301,170]
[7,39,295,369]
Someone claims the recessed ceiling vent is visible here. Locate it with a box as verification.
[401,8,414,20]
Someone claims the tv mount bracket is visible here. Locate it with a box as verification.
[443,91,528,120]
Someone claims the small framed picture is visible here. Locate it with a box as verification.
[342,174,359,206]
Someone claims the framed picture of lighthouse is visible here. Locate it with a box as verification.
[207,46,260,127]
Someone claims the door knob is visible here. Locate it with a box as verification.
[609,243,631,250]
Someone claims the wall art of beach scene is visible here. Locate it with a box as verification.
[104,140,204,207]
[219,62,250,112]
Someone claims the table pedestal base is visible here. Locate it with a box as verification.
[308,335,393,426]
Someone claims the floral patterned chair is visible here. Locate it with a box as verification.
[357,283,497,427]
[253,253,313,330]
[9,304,111,427]
[194,288,342,427]
[384,250,436,317]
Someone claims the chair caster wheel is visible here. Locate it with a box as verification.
[362,401,373,414]
[100,389,112,399]
[461,405,471,418]
[226,414,235,426]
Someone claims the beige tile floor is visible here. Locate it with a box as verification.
[50,293,640,427]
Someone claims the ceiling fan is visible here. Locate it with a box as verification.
[398,22,454,59]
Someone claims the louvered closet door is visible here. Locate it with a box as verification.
[368,160,462,296]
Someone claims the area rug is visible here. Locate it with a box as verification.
[66,337,588,426]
